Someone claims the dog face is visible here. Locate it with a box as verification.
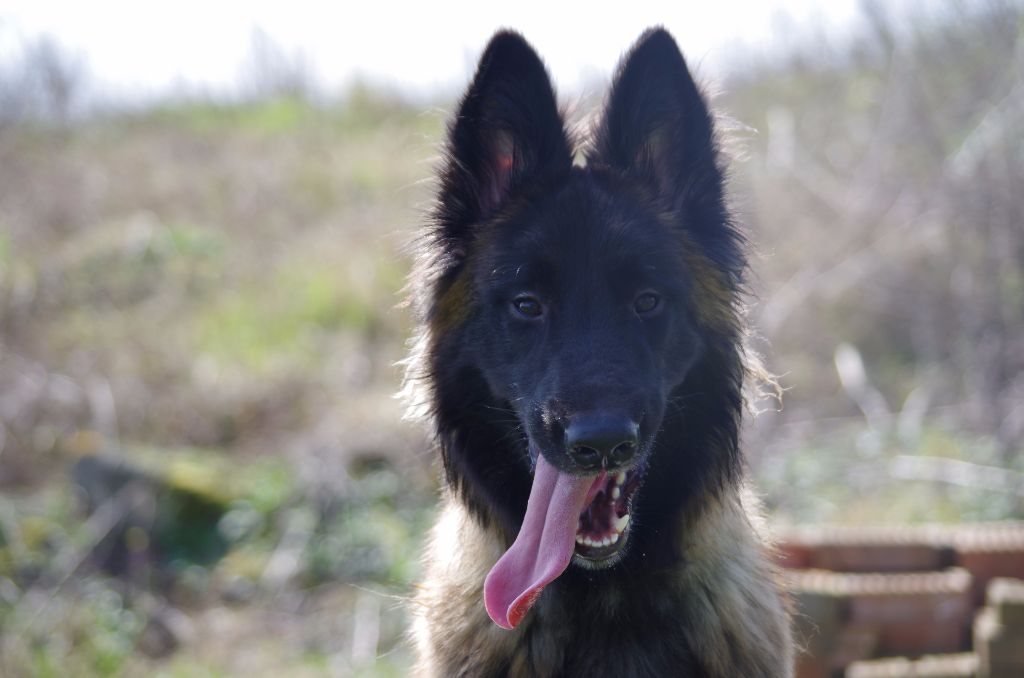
[465,175,705,563]
[419,29,746,628]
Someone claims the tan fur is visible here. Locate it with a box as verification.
[411,486,793,677]
[411,496,520,677]
[671,486,794,676]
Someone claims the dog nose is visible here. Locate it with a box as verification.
[564,415,639,471]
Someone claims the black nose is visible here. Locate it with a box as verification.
[564,415,639,471]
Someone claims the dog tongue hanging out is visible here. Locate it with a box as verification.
[484,457,600,629]
[484,447,645,629]
[407,26,793,678]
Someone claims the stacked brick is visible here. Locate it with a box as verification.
[774,522,1024,678]
[846,653,979,678]
[954,526,1024,607]
[788,569,972,676]
[974,578,1024,677]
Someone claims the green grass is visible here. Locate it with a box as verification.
[145,97,320,136]
[760,422,1024,525]
[193,257,389,372]
[138,88,440,139]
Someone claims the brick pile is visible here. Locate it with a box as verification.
[775,522,1024,678]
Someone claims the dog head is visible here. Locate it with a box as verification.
[414,28,746,628]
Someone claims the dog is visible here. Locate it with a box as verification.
[404,27,793,677]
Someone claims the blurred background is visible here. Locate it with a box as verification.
[0,1,1021,676]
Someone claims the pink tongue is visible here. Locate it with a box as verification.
[483,455,602,629]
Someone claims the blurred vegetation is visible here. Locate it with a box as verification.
[0,2,1022,675]
[726,0,1024,522]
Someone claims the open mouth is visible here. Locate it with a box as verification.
[483,450,648,630]
[574,467,643,561]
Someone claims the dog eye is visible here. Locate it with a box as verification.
[634,292,661,316]
[512,296,544,319]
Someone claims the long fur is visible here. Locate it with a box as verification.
[413,488,792,676]
[405,27,793,677]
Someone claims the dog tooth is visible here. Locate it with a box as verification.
[609,533,619,544]
[614,471,626,485]
[614,514,630,533]
[611,486,621,500]
[576,534,586,545]
[601,536,611,547]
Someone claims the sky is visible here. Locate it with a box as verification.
[0,0,878,101]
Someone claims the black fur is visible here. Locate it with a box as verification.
[410,27,790,677]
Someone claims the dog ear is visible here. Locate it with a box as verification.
[436,31,572,240]
[591,28,732,256]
